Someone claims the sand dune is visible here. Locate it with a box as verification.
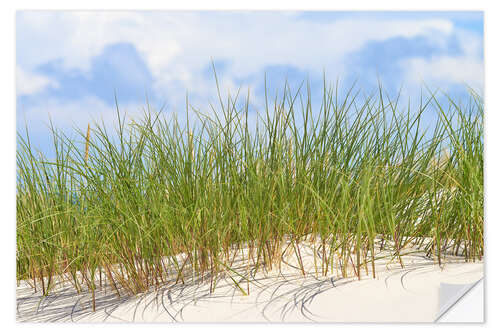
[16,241,483,323]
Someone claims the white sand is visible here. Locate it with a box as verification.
[16,241,483,323]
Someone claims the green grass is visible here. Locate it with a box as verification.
[16,77,483,310]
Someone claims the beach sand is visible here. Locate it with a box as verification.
[16,240,483,323]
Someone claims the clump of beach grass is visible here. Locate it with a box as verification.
[16,76,483,310]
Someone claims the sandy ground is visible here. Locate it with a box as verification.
[16,241,483,323]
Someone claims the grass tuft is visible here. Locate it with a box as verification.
[16,77,483,309]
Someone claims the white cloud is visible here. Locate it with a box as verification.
[16,66,57,96]
[400,28,483,92]
[402,56,483,91]
[16,12,458,107]
[17,96,145,132]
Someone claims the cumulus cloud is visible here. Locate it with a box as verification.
[400,28,483,92]
[402,56,483,92]
[17,95,145,133]
[16,67,57,96]
[16,12,458,105]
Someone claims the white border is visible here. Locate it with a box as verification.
[4,0,491,10]
[3,1,498,332]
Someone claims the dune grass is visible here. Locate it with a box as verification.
[16,77,483,310]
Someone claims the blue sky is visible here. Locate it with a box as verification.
[16,11,484,156]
